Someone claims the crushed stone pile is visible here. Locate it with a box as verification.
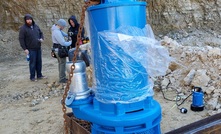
[158,36,221,116]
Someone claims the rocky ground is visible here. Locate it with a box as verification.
[0,29,221,134]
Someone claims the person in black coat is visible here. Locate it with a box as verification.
[19,14,46,81]
[67,15,85,48]
[67,15,90,66]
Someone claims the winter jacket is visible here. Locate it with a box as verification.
[68,15,85,48]
[51,24,72,47]
[19,14,44,51]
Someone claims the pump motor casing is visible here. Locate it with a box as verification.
[191,87,204,111]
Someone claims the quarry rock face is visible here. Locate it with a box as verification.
[0,0,220,34]
[0,0,84,31]
[147,0,221,34]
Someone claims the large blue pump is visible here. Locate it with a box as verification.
[66,0,162,133]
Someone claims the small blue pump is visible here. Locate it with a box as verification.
[66,0,162,133]
[191,87,204,111]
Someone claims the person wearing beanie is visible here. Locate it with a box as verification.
[57,19,67,28]
[19,14,46,82]
[51,19,72,83]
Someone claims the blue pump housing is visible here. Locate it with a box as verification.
[66,0,162,133]
[68,97,161,133]
[191,87,204,111]
[88,0,151,104]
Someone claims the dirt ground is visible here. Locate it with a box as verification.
[0,50,209,134]
[2,28,220,133]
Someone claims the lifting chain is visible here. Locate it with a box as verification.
[61,0,100,134]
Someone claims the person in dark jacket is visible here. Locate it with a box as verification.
[68,15,85,48]
[19,14,46,82]
[67,15,90,66]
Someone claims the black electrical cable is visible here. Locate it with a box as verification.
[160,88,181,102]
[158,78,182,102]
[175,92,192,107]
[175,92,192,113]
[157,77,193,113]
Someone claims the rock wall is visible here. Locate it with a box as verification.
[0,0,220,34]
[0,0,84,31]
[147,0,221,34]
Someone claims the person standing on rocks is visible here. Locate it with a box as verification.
[19,14,46,82]
[51,19,72,83]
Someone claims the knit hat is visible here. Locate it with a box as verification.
[25,16,32,20]
[24,14,33,20]
[57,19,67,27]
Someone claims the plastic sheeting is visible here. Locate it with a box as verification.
[92,24,172,103]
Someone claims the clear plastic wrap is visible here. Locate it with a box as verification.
[91,24,172,103]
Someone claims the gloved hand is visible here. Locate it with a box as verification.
[38,38,44,43]
[68,40,72,45]
[67,36,72,41]
[68,32,73,36]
